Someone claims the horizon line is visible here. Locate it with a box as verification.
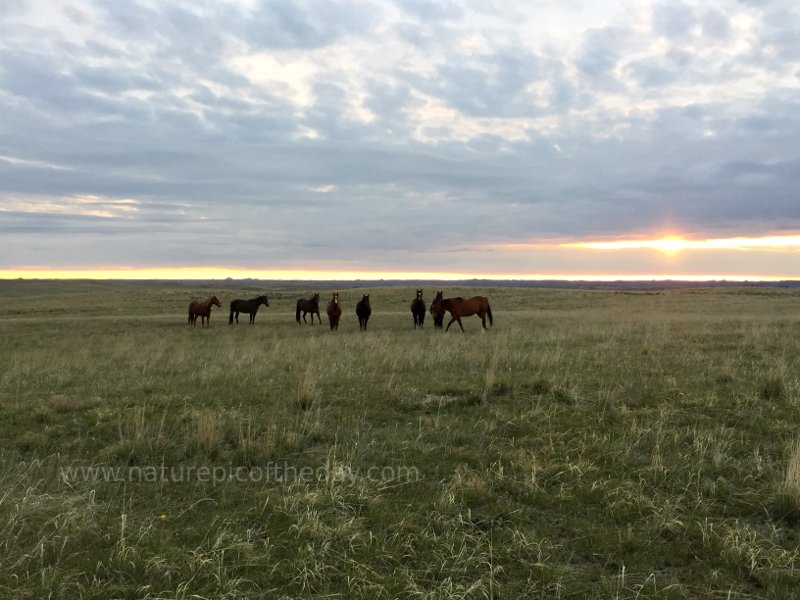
[0,268,798,283]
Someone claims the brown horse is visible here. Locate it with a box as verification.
[430,291,463,329]
[326,292,342,330]
[441,296,493,332]
[188,295,222,328]
[410,288,426,329]
[296,293,320,324]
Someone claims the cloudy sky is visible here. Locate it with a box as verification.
[1,0,799,279]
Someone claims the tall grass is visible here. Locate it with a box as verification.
[1,281,800,597]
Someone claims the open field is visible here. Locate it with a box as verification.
[1,281,800,599]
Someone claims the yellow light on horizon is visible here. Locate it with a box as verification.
[0,267,794,282]
[560,235,800,254]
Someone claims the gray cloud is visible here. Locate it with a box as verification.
[1,0,799,275]
[245,1,378,49]
[652,2,696,39]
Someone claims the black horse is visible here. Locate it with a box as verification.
[429,291,446,329]
[229,295,269,325]
[356,294,371,331]
[410,288,426,329]
[296,293,321,324]
[430,291,463,330]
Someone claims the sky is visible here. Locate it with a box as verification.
[1,0,799,280]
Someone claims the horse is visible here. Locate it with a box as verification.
[326,292,342,330]
[229,295,269,325]
[411,288,426,329]
[188,295,222,328]
[356,294,371,331]
[441,296,493,332]
[430,291,462,329]
[296,293,321,324]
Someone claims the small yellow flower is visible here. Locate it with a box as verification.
[159,514,167,520]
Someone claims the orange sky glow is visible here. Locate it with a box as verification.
[559,235,800,254]
[4,235,800,281]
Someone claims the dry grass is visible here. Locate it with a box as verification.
[1,281,800,598]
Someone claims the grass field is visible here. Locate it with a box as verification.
[1,280,800,599]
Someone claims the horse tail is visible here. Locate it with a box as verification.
[487,303,493,326]
[229,304,235,325]
[295,301,301,323]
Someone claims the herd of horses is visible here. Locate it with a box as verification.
[188,290,493,332]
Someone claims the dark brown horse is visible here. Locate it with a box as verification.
[296,293,320,324]
[411,289,426,329]
[356,294,371,331]
[430,291,462,329]
[442,296,493,332]
[188,295,222,328]
[326,292,342,330]
[229,295,269,325]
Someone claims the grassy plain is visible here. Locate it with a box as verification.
[1,280,800,599]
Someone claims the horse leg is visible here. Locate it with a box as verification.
[445,316,456,331]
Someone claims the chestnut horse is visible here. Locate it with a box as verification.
[410,289,426,329]
[442,296,493,332]
[326,292,342,330]
[296,293,320,324]
[356,294,371,331]
[229,295,269,325]
[188,295,222,328]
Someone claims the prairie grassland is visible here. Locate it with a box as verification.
[1,281,800,599]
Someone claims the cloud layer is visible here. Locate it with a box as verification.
[1,0,799,275]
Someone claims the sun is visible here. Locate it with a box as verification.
[653,237,685,255]
[559,235,692,254]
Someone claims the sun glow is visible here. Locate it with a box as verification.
[559,235,800,254]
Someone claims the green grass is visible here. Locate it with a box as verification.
[1,280,800,598]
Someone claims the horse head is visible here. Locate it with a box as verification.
[331,292,339,304]
[416,289,423,300]
[211,295,222,307]
[260,295,269,307]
